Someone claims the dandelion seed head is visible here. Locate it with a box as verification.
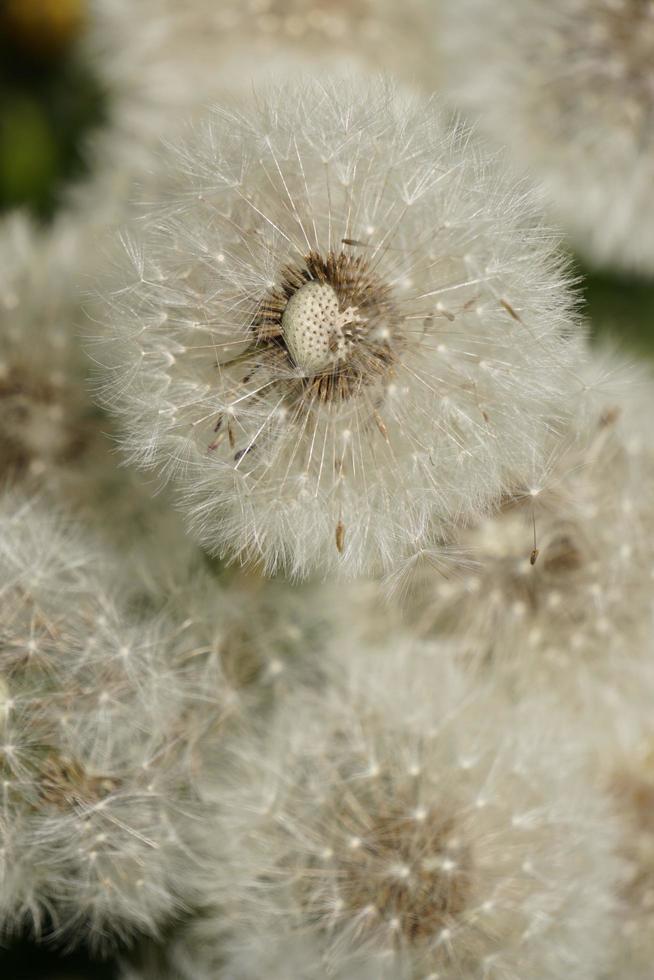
[390,350,654,722]
[94,77,584,579]
[440,0,654,271]
[74,0,439,239]
[0,493,236,948]
[186,639,622,979]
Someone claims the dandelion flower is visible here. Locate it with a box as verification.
[439,0,654,272]
[180,637,622,980]
[0,494,226,948]
[395,350,654,721]
[0,211,200,575]
[94,77,584,579]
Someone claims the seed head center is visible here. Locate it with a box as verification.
[281,280,364,375]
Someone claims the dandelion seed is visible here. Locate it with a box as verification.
[0,213,91,487]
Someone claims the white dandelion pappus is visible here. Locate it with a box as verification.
[0,494,227,949]
[439,0,654,273]
[0,211,198,575]
[126,557,337,764]
[393,349,654,725]
[75,0,438,231]
[85,0,437,127]
[180,637,623,980]
[0,212,92,487]
[94,77,585,580]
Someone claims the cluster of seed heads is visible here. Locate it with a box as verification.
[3,25,654,979]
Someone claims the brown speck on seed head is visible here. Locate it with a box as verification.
[599,406,621,429]
[500,298,522,323]
[216,623,268,691]
[335,519,346,553]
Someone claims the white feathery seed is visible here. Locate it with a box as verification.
[0,489,338,949]
[438,0,654,272]
[93,76,586,580]
[0,210,205,579]
[85,0,437,133]
[151,567,333,728]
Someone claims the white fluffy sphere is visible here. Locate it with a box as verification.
[392,350,654,726]
[439,0,654,272]
[0,495,227,947]
[173,638,623,980]
[94,77,585,580]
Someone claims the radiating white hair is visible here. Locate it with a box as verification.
[92,75,585,580]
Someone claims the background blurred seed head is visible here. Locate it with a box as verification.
[68,0,438,229]
[0,493,228,947]
[386,349,654,727]
[438,0,654,273]
[0,212,92,488]
[180,639,623,980]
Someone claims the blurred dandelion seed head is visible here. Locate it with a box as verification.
[439,0,654,271]
[191,645,623,980]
